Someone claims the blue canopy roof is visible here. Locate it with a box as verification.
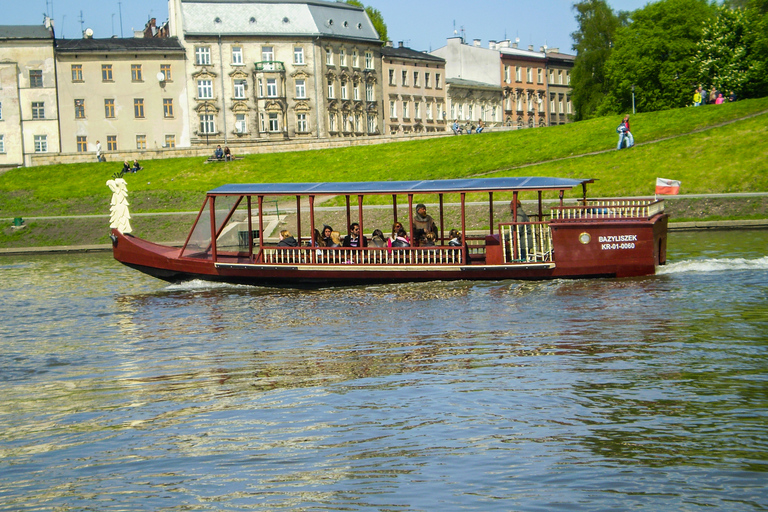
[208,177,593,196]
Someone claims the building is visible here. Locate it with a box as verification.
[0,24,59,167]
[430,37,503,128]
[381,42,446,135]
[545,50,575,126]
[168,0,384,146]
[498,42,548,129]
[55,36,188,156]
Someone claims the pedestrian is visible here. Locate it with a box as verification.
[693,87,701,107]
[715,93,724,105]
[95,140,102,162]
[728,91,737,102]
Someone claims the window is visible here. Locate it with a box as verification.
[257,78,263,97]
[262,46,274,70]
[29,70,43,88]
[136,134,147,150]
[160,64,172,81]
[549,69,554,84]
[425,72,431,88]
[165,134,175,148]
[131,64,143,82]
[437,102,443,119]
[295,79,306,98]
[341,81,347,100]
[414,101,420,119]
[234,79,246,99]
[517,96,522,111]
[353,83,360,101]
[366,83,373,101]
[326,48,333,65]
[468,105,473,120]
[550,96,556,113]
[198,80,213,99]
[515,66,521,82]
[297,113,307,132]
[527,96,533,111]
[199,114,215,134]
[104,99,115,118]
[426,102,433,120]
[34,135,47,152]
[566,71,571,85]
[559,71,564,85]
[294,47,304,64]
[567,96,572,114]
[352,50,359,67]
[559,97,564,114]
[266,78,277,97]
[71,64,83,82]
[365,51,373,69]
[235,113,247,133]
[388,69,395,86]
[268,112,279,132]
[102,64,113,81]
[32,102,44,119]
[390,100,396,118]
[527,67,532,83]
[232,47,243,65]
[401,70,408,86]
[537,68,543,84]
[327,79,334,98]
[134,98,145,118]
[0,135,4,153]
[328,112,336,131]
[340,48,346,67]
[163,98,174,118]
[77,136,87,152]
[367,114,376,133]
[107,135,117,151]
[402,101,409,119]
[435,73,441,88]
[74,99,85,119]
[504,65,510,83]
[354,113,361,132]
[413,71,419,87]
[195,47,211,65]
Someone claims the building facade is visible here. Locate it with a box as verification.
[168,0,384,146]
[545,51,575,126]
[0,25,60,167]
[55,37,188,156]
[381,42,446,135]
[499,43,548,129]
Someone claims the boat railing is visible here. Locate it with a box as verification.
[551,199,665,221]
[259,245,464,265]
[500,221,553,263]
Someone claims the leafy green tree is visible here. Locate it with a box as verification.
[346,0,388,43]
[597,0,715,115]
[570,0,626,120]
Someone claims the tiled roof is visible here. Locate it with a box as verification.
[446,77,502,90]
[55,37,186,53]
[381,46,444,63]
[0,25,52,39]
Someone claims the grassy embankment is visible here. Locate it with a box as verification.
[1,97,767,248]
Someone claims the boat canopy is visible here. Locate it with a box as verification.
[208,177,594,197]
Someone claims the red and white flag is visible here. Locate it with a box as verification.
[655,178,681,195]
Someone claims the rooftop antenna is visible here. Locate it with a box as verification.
[78,10,84,37]
[112,13,115,36]
[45,0,54,19]
[118,2,124,37]
[453,20,457,36]
[61,14,66,38]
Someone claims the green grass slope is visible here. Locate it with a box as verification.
[1,97,767,218]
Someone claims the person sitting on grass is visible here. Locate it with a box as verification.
[214,145,224,159]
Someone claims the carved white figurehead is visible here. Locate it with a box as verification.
[107,177,133,234]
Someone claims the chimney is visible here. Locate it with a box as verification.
[385,40,393,47]
[398,41,404,48]
[528,44,534,51]
[473,39,481,47]
[489,40,496,50]
[500,39,510,48]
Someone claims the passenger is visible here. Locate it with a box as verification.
[370,229,387,247]
[448,229,462,246]
[277,229,298,247]
[321,225,333,247]
[388,226,410,248]
[510,200,533,258]
[329,231,342,247]
[419,232,436,246]
[342,222,368,247]
[510,199,529,223]
[413,203,438,242]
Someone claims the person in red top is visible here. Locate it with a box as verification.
[617,114,634,149]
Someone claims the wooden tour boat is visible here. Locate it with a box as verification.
[108,177,669,286]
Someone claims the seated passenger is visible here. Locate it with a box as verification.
[310,228,324,247]
[388,226,410,248]
[321,225,333,247]
[419,232,436,246]
[448,229,462,246]
[329,231,342,247]
[413,203,438,243]
[342,222,368,247]
[370,229,386,247]
[277,229,298,247]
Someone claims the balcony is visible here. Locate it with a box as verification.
[254,61,285,73]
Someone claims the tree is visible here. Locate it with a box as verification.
[346,0,388,43]
[570,0,626,120]
[597,0,715,115]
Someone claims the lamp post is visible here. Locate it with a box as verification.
[632,84,636,114]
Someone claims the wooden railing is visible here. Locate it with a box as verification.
[552,199,664,221]
[500,222,553,263]
[259,246,464,265]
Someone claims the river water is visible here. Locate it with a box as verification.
[1,230,767,511]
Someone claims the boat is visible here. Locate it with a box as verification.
[108,177,669,285]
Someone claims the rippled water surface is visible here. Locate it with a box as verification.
[1,230,767,511]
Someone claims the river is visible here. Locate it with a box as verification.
[1,230,767,511]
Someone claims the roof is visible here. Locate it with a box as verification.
[381,46,445,63]
[0,25,52,40]
[180,0,380,41]
[208,177,592,196]
[499,47,546,60]
[55,37,186,53]
[446,77,502,91]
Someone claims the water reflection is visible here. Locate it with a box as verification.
[1,232,767,510]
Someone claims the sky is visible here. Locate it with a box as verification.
[7,0,651,52]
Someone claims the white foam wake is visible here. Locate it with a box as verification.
[165,279,249,291]
[658,256,768,274]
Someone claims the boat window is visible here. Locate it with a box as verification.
[216,197,253,254]
[182,199,213,259]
